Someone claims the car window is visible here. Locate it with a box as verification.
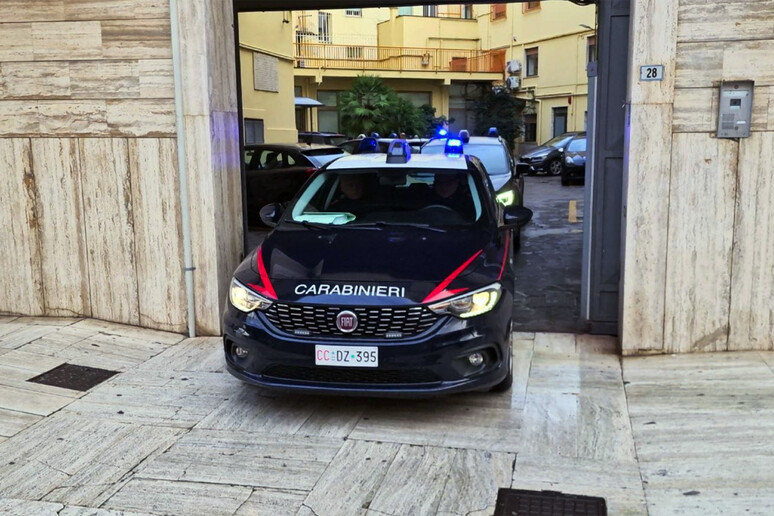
[262,150,284,169]
[289,168,485,227]
[326,136,347,146]
[543,134,574,149]
[422,142,510,176]
[286,154,296,166]
[304,148,348,167]
[244,149,260,170]
[340,141,359,154]
[567,137,586,152]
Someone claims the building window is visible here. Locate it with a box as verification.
[423,5,438,17]
[587,35,597,63]
[525,47,539,77]
[317,90,341,133]
[345,8,362,17]
[491,4,506,20]
[524,1,541,12]
[523,114,537,142]
[397,91,432,108]
[318,12,332,43]
[398,6,413,16]
[252,52,279,92]
[244,119,264,144]
[462,4,474,19]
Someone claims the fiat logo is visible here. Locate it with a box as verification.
[336,311,358,333]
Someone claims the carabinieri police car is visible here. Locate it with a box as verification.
[223,139,533,396]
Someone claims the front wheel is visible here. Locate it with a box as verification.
[490,344,513,393]
[548,159,562,176]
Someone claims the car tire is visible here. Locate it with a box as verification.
[512,229,521,252]
[548,159,562,176]
[491,344,513,393]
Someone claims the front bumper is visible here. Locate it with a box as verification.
[222,297,512,397]
[519,156,549,172]
[563,164,586,179]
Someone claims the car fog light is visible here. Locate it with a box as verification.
[468,352,484,367]
[233,346,249,358]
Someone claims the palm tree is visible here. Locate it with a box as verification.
[339,75,394,136]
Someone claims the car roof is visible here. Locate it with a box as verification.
[298,131,345,137]
[244,143,342,152]
[423,136,504,147]
[326,153,469,170]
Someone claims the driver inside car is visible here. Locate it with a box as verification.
[432,173,474,220]
[330,174,368,215]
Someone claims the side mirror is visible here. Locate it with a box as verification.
[260,203,283,227]
[503,205,533,228]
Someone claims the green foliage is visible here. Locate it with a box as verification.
[339,75,435,137]
[339,76,394,136]
[474,88,525,152]
[420,104,452,137]
[384,97,426,137]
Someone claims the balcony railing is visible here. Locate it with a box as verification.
[295,43,505,73]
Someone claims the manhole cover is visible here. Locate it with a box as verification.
[28,363,118,392]
[494,488,607,516]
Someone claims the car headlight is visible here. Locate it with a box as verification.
[428,283,502,318]
[496,190,515,206]
[565,156,574,165]
[229,278,273,313]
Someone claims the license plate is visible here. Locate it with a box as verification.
[315,345,378,367]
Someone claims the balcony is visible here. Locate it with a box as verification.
[295,43,505,74]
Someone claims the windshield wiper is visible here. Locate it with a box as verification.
[353,221,447,233]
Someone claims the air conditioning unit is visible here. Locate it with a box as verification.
[506,59,522,75]
[505,76,521,90]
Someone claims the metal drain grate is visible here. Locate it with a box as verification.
[494,489,607,516]
[28,363,118,392]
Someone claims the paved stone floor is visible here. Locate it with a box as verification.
[1,317,773,515]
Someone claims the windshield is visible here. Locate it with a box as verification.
[567,137,587,152]
[288,168,485,227]
[423,143,510,176]
[543,134,575,149]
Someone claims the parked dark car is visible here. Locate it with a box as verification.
[298,132,348,146]
[244,143,348,226]
[519,132,584,176]
[561,134,587,186]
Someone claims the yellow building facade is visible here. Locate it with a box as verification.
[238,11,298,143]
[239,3,595,144]
[477,1,595,145]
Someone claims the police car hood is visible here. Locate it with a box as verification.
[255,227,496,304]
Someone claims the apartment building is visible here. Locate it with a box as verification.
[238,12,298,143]
[292,5,503,135]
[478,1,596,147]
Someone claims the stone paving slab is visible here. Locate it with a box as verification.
[1,317,774,515]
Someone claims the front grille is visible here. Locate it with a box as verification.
[265,303,438,338]
[262,365,441,385]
